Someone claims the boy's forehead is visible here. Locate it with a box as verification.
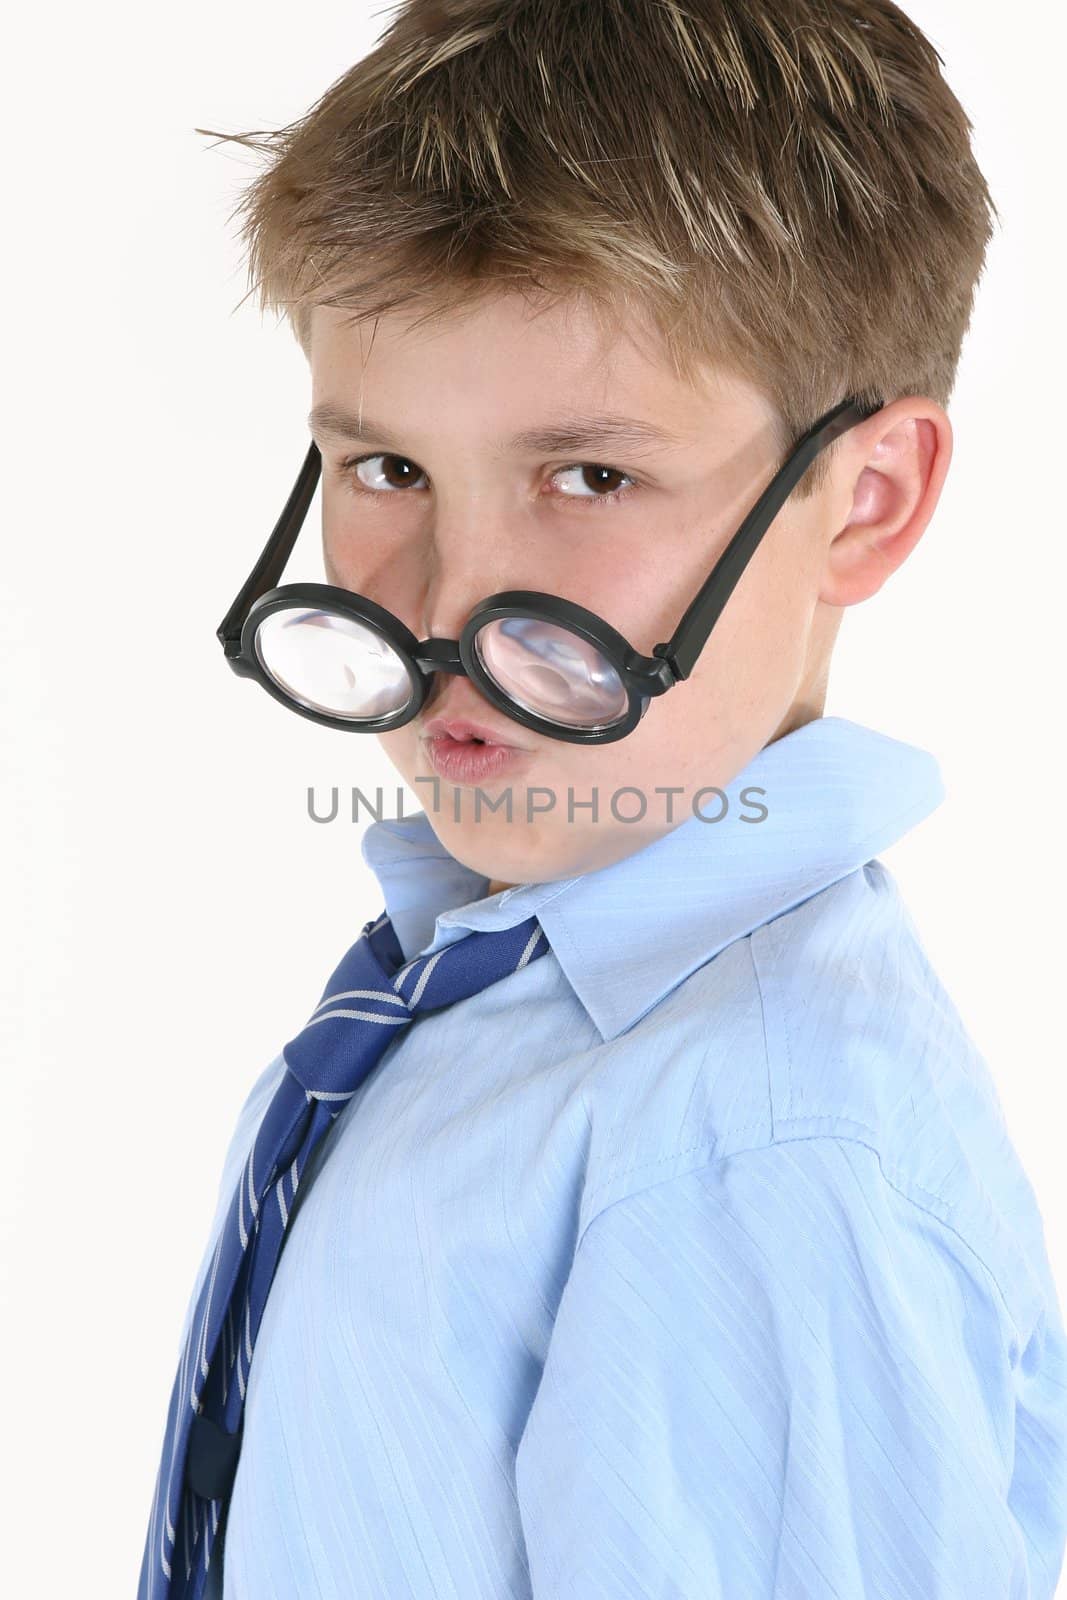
[310,291,668,388]
[308,294,766,442]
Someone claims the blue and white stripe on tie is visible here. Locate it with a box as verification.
[138,907,550,1600]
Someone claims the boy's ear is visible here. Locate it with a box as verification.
[819,398,953,607]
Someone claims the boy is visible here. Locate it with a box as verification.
[142,1,1067,1595]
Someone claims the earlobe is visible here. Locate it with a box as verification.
[819,405,952,608]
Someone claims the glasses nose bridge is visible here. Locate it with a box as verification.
[414,635,468,676]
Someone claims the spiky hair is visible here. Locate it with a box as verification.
[198,0,996,495]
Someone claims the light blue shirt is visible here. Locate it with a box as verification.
[177,715,1067,1599]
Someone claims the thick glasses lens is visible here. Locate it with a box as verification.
[253,607,414,720]
[473,615,629,730]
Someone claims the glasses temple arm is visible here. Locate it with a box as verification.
[216,440,323,657]
[656,397,880,683]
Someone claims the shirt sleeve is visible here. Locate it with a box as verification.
[513,1135,1037,1600]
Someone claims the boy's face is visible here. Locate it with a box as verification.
[309,293,861,889]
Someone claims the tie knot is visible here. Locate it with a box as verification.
[281,909,550,1103]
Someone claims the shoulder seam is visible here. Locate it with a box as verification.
[745,931,777,1135]
[576,1131,1026,1351]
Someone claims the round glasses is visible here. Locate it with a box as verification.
[218,394,881,746]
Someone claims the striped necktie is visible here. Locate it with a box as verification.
[138,907,550,1600]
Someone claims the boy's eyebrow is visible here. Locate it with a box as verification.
[307,401,686,456]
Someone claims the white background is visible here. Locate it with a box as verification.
[2,1,1065,1591]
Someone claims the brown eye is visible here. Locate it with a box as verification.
[551,463,636,503]
[346,453,428,492]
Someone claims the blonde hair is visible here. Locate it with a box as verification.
[197,0,997,496]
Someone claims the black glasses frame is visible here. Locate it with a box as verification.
[217,393,882,745]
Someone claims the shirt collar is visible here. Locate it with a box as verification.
[359,715,944,1042]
